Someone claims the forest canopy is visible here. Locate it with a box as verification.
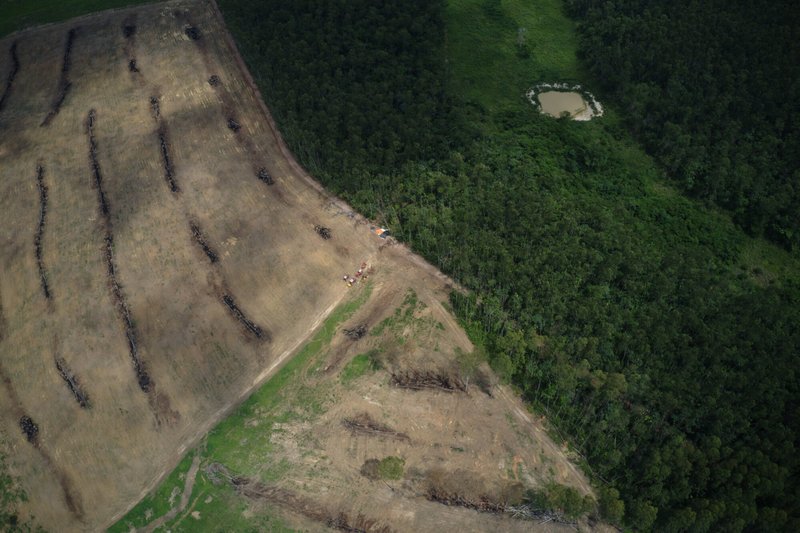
[566,0,800,249]
[218,0,800,530]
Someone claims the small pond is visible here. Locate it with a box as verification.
[527,84,603,121]
[537,91,588,119]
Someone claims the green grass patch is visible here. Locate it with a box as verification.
[361,456,405,481]
[370,289,440,344]
[157,472,296,532]
[446,0,582,115]
[377,456,405,480]
[0,0,162,38]
[108,450,196,533]
[340,349,380,384]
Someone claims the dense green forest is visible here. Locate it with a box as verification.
[217,0,800,530]
[565,0,800,250]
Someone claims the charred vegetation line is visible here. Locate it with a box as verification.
[182,19,274,189]
[0,297,84,519]
[158,126,178,193]
[222,294,267,340]
[18,413,85,519]
[55,355,90,409]
[86,109,152,393]
[122,19,140,74]
[189,221,218,263]
[41,28,77,127]
[149,97,179,193]
[87,110,109,216]
[206,463,393,533]
[149,95,160,119]
[0,41,20,112]
[34,165,51,300]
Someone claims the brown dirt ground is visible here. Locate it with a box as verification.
[0,1,605,531]
[241,247,601,532]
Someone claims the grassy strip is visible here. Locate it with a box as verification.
[446,0,582,115]
[111,283,372,531]
[108,450,196,533]
[340,349,380,384]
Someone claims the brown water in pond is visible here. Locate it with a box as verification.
[537,91,587,118]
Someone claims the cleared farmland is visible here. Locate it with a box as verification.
[0,0,379,528]
[0,1,598,531]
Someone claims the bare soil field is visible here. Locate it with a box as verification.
[0,1,600,531]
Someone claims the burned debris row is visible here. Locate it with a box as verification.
[344,324,367,341]
[425,487,576,525]
[343,323,367,340]
[257,167,273,185]
[205,463,393,533]
[390,370,467,393]
[342,413,409,441]
[185,26,201,41]
[34,165,51,300]
[86,109,152,393]
[221,294,267,340]
[55,356,90,408]
[19,415,39,443]
[0,41,20,112]
[158,127,178,192]
[123,21,139,74]
[41,28,77,126]
[314,225,332,240]
[122,23,136,38]
[226,117,240,132]
[149,95,160,119]
[425,488,505,514]
[189,221,218,263]
[148,96,179,193]
[18,410,84,518]
[87,110,109,214]
[185,25,275,189]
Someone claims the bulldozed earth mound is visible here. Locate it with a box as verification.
[0,1,601,531]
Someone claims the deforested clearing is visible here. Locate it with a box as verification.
[0,1,599,531]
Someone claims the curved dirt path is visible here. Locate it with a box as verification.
[140,453,201,533]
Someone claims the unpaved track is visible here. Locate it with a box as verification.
[141,452,200,533]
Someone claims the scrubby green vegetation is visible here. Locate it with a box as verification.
[340,350,380,384]
[220,0,800,530]
[360,456,405,481]
[566,0,800,250]
[528,482,595,520]
[107,451,196,533]
[377,457,405,481]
